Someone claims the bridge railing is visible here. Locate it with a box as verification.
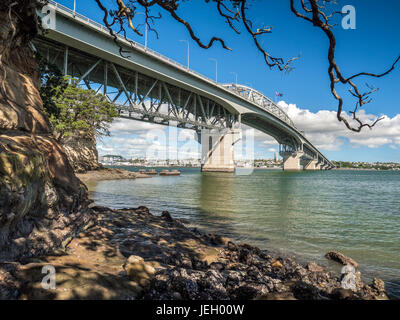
[47,1,207,80]
[47,0,298,130]
[222,84,296,129]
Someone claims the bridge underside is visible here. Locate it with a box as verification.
[34,37,238,131]
[241,114,331,170]
[33,30,334,171]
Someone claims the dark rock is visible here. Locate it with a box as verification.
[191,257,207,270]
[167,252,193,269]
[225,270,244,287]
[0,265,20,300]
[331,288,358,300]
[246,266,263,281]
[172,291,182,300]
[198,270,229,300]
[227,241,238,251]
[208,233,224,245]
[231,283,270,300]
[136,206,150,215]
[239,249,253,265]
[169,268,202,300]
[325,251,358,268]
[209,262,225,271]
[145,267,233,300]
[291,281,324,300]
[258,252,272,261]
[161,210,173,222]
[240,243,262,256]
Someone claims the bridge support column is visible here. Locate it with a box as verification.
[303,159,318,171]
[315,162,323,170]
[201,129,237,173]
[282,152,303,171]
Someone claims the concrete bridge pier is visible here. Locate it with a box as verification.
[200,129,240,172]
[322,164,330,170]
[303,159,319,171]
[315,162,323,170]
[282,151,303,171]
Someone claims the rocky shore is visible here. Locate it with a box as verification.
[0,206,389,300]
[76,168,151,183]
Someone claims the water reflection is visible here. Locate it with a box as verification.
[199,172,235,216]
[85,168,400,298]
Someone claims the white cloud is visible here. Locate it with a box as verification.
[278,102,400,151]
[109,118,165,134]
[97,102,400,158]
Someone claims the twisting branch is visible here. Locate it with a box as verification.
[237,1,298,71]
[93,0,297,67]
[91,0,398,132]
[290,0,400,132]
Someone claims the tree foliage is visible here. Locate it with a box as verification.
[37,52,68,118]
[36,53,117,142]
[49,83,118,141]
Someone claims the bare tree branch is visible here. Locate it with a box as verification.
[91,0,399,132]
[290,0,400,132]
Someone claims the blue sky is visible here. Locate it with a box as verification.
[56,0,400,162]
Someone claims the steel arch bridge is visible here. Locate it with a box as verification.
[34,1,334,170]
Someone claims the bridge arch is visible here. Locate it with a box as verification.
[34,1,334,169]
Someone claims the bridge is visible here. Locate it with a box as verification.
[34,1,334,171]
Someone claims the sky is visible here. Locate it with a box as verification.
[56,0,400,162]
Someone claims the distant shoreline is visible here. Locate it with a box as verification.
[76,168,151,182]
[333,168,399,171]
[101,165,399,172]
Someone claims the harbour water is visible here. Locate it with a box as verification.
[86,167,400,298]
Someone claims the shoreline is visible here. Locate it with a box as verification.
[4,204,390,300]
[1,171,388,300]
[76,168,151,182]
[79,169,395,300]
[99,165,399,172]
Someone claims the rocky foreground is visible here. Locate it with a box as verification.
[0,206,389,300]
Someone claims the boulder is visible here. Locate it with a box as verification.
[372,278,385,293]
[325,251,359,268]
[124,255,156,287]
[331,288,357,300]
[307,262,324,273]
[161,210,173,222]
[61,134,102,173]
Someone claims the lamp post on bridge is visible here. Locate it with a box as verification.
[179,40,190,70]
[136,12,148,50]
[229,72,238,86]
[209,58,218,83]
[73,0,76,17]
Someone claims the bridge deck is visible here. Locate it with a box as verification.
[36,1,334,168]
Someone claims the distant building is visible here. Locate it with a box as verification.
[99,155,124,164]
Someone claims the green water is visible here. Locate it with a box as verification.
[87,168,400,298]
